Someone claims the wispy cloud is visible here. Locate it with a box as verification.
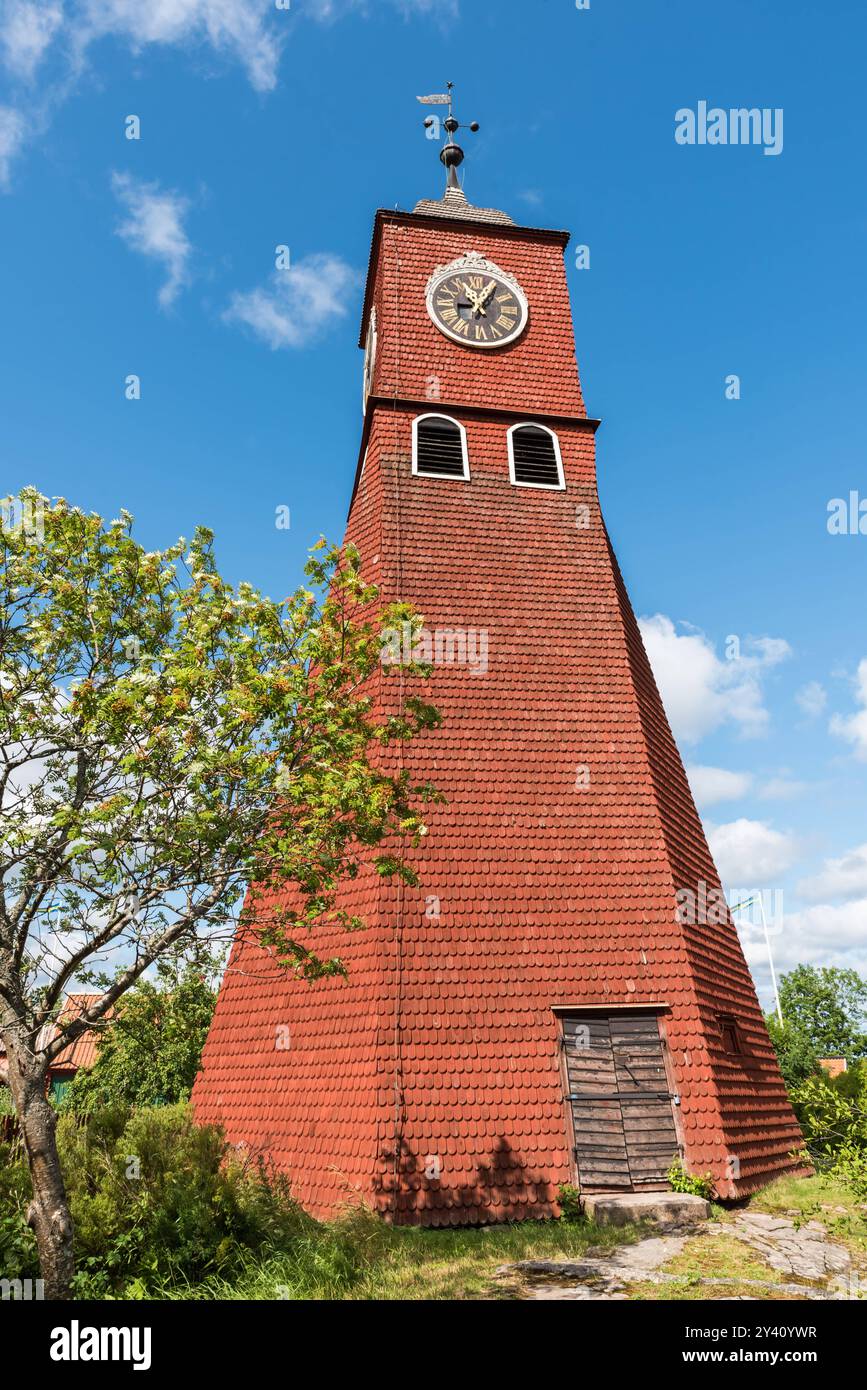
[224,253,359,350]
[0,0,63,80]
[73,0,284,93]
[112,172,193,308]
[758,775,808,801]
[306,0,456,18]
[0,0,454,187]
[830,658,867,760]
[0,103,26,187]
[795,680,827,718]
[639,614,791,744]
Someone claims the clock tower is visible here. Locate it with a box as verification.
[194,98,805,1223]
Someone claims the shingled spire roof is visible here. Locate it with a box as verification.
[413,185,515,226]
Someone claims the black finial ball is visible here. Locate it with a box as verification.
[444,116,459,135]
[423,117,435,128]
[440,142,465,169]
[470,122,480,133]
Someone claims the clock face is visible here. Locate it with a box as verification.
[426,256,528,349]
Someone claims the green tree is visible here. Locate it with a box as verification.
[65,950,224,1111]
[766,965,867,1087]
[0,488,438,1298]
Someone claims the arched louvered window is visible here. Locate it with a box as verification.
[412,414,470,480]
[508,423,565,489]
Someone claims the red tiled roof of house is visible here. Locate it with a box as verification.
[818,1058,847,1078]
[37,994,105,1072]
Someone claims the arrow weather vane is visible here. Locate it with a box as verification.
[416,82,480,192]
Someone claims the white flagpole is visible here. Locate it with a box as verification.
[757,893,784,1028]
[729,893,783,1027]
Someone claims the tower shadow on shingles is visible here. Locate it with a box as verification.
[373,1135,557,1226]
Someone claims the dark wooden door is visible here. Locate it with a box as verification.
[562,1013,679,1192]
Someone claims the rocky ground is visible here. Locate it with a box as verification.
[497,1208,861,1301]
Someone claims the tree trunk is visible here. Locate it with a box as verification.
[4,1037,74,1300]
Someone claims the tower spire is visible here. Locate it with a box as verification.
[417,82,479,198]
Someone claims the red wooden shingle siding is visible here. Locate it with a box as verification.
[193,210,805,1223]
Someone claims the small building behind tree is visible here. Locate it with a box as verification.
[0,994,103,1105]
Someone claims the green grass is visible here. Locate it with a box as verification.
[123,1175,867,1301]
[628,1279,812,1302]
[656,1233,780,1284]
[139,1207,641,1302]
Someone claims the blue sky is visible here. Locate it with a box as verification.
[1,0,865,1007]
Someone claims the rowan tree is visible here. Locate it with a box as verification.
[0,488,437,1298]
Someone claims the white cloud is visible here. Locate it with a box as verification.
[0,1,63,80]
[746,636,791,666]
[74,0,283,92]
[686,764,752,808]
[224,253,359,349]
[112,172,193,308]
[306,0,456,17]
[752,899,867,982]
[798,842,867,904]
[0,102,26,187]
[830,658,867,760]
[638,614,791,743]
[0,0,453,187]
[758,775,807,801]
[706,817,799,883]
[796,680,827,718]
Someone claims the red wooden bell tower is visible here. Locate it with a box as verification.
[194,109,804,1223]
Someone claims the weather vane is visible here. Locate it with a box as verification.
[416,82,480,192]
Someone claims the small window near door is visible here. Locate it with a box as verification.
[717,1014,741,1055]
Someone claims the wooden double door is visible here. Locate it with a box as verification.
[561,1012,680,1192]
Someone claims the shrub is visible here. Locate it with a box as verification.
[556,1182,583,1222]
[667,1159,715,1200]
[791,1067,867,1198]
[0,1102,312,1297]
[0,1137,38,1281]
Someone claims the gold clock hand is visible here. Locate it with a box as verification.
[459,280,481,314]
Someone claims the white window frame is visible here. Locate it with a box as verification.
[507,422,566,490]
[412,413,470,481]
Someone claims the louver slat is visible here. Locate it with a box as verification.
[512,426,561,487]
[415,418,466,477]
